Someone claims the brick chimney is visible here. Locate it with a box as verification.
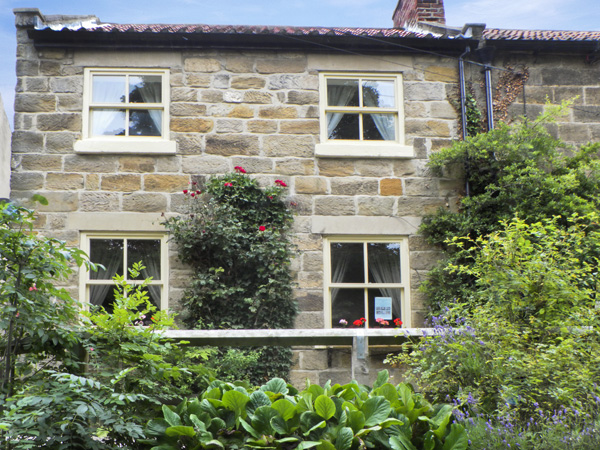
[393,0,446,29]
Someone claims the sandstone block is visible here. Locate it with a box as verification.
[16,60,39,76]
[14,94,56,112]
[119,156,157,173]
[64,155,118,173]
[213,74,230,89]
[357,197,395,216]
[170,103,207,116]
[409,250,442,271]
[85,174,99,190]
[243,90,273,104]
[268,74,318,90]
[230,157,273,173]
[173,133,204,154]
[247,120,276,133]
[10,172,44,190]
[256,58,306,74]
[405,101,427,118]
[223,91,243,103]
[331,178,378,195]
[263,135,314,157]
[156,156,181,173]
[182,155,230,174]
[49,76,82,94]
[295,176,328,194]
[423,65,458,82]
[293,232,322,251]
[227,105,255,119]
[397,197,446,215]
[206,135,259,156]
[404,82,446,101]
[279,120,319,135]
[259,106,298,119]
[404,178,438,196]
[302,251,323,272]
[275,158,314,175]
[57,94,83,111]
[216,119,243,133]
[585,87,600,105]
[144,174,189,192]
[122,193,167,212]
[231,76,266,89]
[355,160,393,177]
[295,290,323,312]
[294,311,324,329]
[380,178,403,196]
[287,90,319,105]
[170,117,213,133]
[101,174,141,192]
[223,57,255,73]
[10,131,40,156]
[430,101,457,119]
[184,73,211,87]
[171,87,198,102]
[36,113,81,132]
[314,196,355,215]
[558,122,590,142]
[46,173,83,190]
[46,132,76,153]
[299,350,328,370]
[405,119,451,138]
[79,192,119,212]
[20,154,62,171]
[317,159,354,177]
[184,58,221,73]
[202,90,224,103]
[23,77,49,92]
[39,61,61,76]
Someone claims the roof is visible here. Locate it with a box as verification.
[484,28,600,42]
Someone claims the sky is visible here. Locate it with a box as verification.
[1,0,600,129]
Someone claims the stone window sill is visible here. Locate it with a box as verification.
[74,138,177,154]
[315,142,414,158]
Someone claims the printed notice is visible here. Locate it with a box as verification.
[374,297,392,320]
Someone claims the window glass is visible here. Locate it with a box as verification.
[92,75,126,103]
[90,239,124,279]
[327,113,359,140]
[129,110,162,136]
[362,80,395,108]
[128,239,161,280]
[91,109,126,136]
[129,75,162,103]
[328,239,407,328]
[327,79,359,107]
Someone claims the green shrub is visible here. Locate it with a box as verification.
[163,168,297,383]
[143,370,468,450]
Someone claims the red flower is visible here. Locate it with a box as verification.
[190,192,195,197]
[192,181,197,185]
[394,318,403,327]
[224,182,233,187]
[29,284,37,291]
[183,189,188,194]
[268,196,273,200]
[196,190,201,195]
[259,225,266,232]
[275,179,287,187]
[234,166,246,174]
[353,319,363,327]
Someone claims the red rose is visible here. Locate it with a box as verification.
[234,166,247,173]
[183,189,188,194]
[196,190,201,195]
[224,182,233,187]
[259,225,266,231]
[190,193,195,197]
[275,179,287,187]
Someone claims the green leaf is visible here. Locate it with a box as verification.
[165,426,196,437]
[335,427,354,450]
[252,406,279,435]
[315,395,336,420]
[272,398,296,420]
[373,370,389,389]
[162,405,182,427]
[239,417,261,439]
[442,424,468,450]
[261,378,288,395]
[31,194,48,205]
[297,441,321,450]
[423,431,436,450]
[249,390,272,413]
[346,410,366,433]
[222,390,250,419]
[390,434,418,450]
[317,440,337,450]
[361,396,391,427]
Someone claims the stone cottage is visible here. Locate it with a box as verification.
[9,0,600,384]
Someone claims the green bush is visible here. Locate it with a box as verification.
[163,168,297,383]
[143,370,468,450]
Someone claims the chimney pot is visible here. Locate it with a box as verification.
[393,0,446,29]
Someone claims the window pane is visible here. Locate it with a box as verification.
[129,75,162,103]
[363,80,395,108]
[363,114,396,141]
[90,285,116,313]
[91,109,126,136]
[327,79,359,107]
[129,109,162,136]
[90,239,124,279]
[327,113,359,140]
[368,243,401,283]
[368,288,402,328]
[127,239,161,281]
[331,243,364,283]
[332,288,365,327]
[92,75,126,103]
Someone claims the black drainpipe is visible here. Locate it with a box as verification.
[484,65,494,130]
[458,46,471,197]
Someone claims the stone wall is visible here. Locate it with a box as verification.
[11,11,600,385]
[0,93,11,198]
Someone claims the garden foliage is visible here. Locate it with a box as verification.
[163,168,297,382]
[143,369,468,450]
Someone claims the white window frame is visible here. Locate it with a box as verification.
[75,68,176,154]
[316,72,413,158]
[323,236,411,328]
[79,232,169,311]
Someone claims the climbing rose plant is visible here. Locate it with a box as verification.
[163,169,297,383]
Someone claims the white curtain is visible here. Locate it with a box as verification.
[330,248,350,311]
[326,84,356,138]
[89,241,122,307]
[135,77,163,134]
[368,244,403,318]
[363,87,395,140]
[140,253,161,308]
[92,75,126,136]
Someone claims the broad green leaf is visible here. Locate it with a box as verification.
[346,410,365,433]
[150,444,177,450]
[420,404,453,440]
[261,378,288,394]
[204,440,225,449]
[423,431,436,450]
[373,370,389,389]
[272,398,296,420]
[390,434,418,450]
[239,417,261,439]
[189,414,208,434]
[249,390,272,413]
[397,385,415,413]
[222,390,250,419]
[297,441,321,450]
[201,399,218,416]
[361,396,391,427]
[306,384,324,398]
[252,406,279,435]
[335,427,354,450]
[317,440,337,450]
[376,384,399,404]
[315,395,336,420]
[355,425,381,438]
[204,387,222,400]
[442,424,468,450]
[165,426,196,437]
[146,418,169,437]
[162,405,182,427]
